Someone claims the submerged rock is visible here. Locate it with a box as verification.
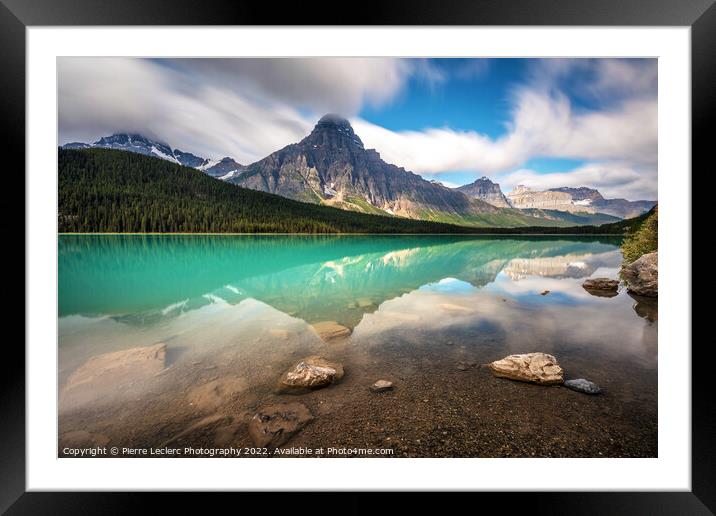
[187,376,249,411]
[60,342,166,411]
[564,378,602,395]
[489,352,563,385]
[248,402,313,448]
[582,278,619,297]
[278,356,344,392]
[370,380,394,392]
[621,252,658,297]
[311,321,352,342]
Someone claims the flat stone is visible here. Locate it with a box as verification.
[489,352,563,385]
[60,343,166,412]
[311,321,352,342]
[370,380,394,392]
[582,278,620,297]
[248,402,313,448]
[278,356,344,392]
[564,378,602,395]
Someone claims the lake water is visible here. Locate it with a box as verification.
[58,235,657,457]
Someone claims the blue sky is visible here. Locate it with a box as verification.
[58,57,657,200]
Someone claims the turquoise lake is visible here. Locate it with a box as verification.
[58,235,658,457]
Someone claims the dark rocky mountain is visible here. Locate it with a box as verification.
[173,149,210,169]
[60,133,244,180]
[456,176,512,208]
[62,142,92,150]
[230,114,506,222]
[199,157,245,179]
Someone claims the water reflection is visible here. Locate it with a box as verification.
[58,235,658,457]
[59,235,622,327]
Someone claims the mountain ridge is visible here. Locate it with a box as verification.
[57,147,651,234]
[61,133,245,179]
[506,184,655,219]
[229,115,563,228]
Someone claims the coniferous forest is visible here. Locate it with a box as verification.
[58,148,653,235]
[58,148,481,234]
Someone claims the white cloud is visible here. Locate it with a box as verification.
[494,162,657,200]
[353,88,657,175]
[58,57,657,200]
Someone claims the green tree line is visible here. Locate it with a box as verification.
[58,148,654,235]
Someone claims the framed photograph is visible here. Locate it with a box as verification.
[6,0,712,511]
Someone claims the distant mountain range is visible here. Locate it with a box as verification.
[457,177,655,219]
[61,115,655,228]
[62,134,245,180]
[456,177,512,208]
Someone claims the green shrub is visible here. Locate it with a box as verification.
[621,208,657,263]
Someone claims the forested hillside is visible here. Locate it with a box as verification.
[58,148,489,234]
[58,148,653,235]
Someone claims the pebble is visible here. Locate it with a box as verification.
[564,378,602,395]
[370,380,394,392]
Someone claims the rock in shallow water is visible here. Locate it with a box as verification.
[278,356,344,392]
[489,352,563,385]
[370,380,394,392]
[564,378,602,395]
[60,342,167,411]
[187,376,249,411]
[582,278,619,297]
[311,321,352,342]
[248,402,313,448]
[621,252,658,297]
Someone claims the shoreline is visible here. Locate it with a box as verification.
[58,232,627,236]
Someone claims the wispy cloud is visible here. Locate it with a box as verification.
[58,57,657,200]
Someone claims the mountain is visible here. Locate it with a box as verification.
[198,157,245,179]
[507,185,655,219]
[229,115,568,228]
[456,177,512,208]
[59,148,652,235]
[60,133,245,180]
[58,147,506,234]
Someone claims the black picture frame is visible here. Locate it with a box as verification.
[4,0,711,512]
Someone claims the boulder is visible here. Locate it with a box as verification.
[564,378,602,395]
[540,290,550,296]
[582,278,619,297]
[60,343,166,411]
[489,352,563,385]
[248,402,313,448]
[311,321,352,342]
[621,252,657,297]
[370,380,394,392]
[278,356,344,392]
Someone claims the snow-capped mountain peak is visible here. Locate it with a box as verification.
[61,133,245,180]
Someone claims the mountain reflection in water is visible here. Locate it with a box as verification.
[59,234,623,326]
[58,235,657,458]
